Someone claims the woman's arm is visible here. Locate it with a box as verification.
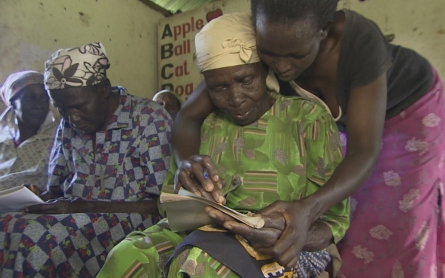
[306,74,387,221]
[303,221,333,252]
[171,81,227,202]
[171,80,215,164]
[262,75,388,269]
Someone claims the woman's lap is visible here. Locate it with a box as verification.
[0,212,157,277]
[337,74,445,277]
[98,221,333,278]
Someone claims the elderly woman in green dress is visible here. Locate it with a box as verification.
[97,12,349,278]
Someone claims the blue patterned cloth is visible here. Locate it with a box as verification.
[0,212,159,277]
[48,86,172,201]
[0,86,172,277]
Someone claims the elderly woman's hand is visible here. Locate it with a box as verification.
[205,207,286,249]
[256,199,315,270]
[25,197,85,214]
[175,155,226,204]
[207,199,321,270]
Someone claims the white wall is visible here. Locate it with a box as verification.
[0,0,164,100]
[338,0,445,79]
[218,0,445,78]
[1,0,443,105]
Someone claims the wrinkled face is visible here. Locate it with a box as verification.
[153,93,180,120]
[49,85,110,134]
[255,13,324,82]
[12,84,50,130]
[203,62,272,126]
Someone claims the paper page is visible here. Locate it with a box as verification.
[160,190,264,231]
[0,186,44,213]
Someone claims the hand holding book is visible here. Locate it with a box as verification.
[160,189,265,232]
[205,206,287,251]
[174,155,226,204]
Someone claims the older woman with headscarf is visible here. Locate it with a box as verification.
[97,13,349,278]
[0,71,58,191]
[0,43,172,278]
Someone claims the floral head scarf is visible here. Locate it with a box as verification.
[44,42,110,90]
[0,71,44,106]
[195,12,279,93]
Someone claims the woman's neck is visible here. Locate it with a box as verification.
[298,11,344,82]
[256,93,276,120]
[15,122,39,145]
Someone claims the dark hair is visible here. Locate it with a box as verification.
[251,0,338,29]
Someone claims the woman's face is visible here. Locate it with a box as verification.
[50,85,110,134]
[12,84,50,130]
[153,93,180,120]
[255,14,324,82]
[203,62,272,126]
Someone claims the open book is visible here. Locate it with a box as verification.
[160,189,265,232]
[0,186,45,213]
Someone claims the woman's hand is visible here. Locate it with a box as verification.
[175,155,225,204]
[257,200,314,270]
[25,197,84,214]
[208,200,316,270]
[206,200,332,270]
[205,207,285,250]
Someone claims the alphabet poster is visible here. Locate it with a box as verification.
[157,0,249,103]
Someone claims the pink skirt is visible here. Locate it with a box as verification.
[337,69,445,278]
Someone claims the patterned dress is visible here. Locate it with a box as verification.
[0,87,172,277]
[336,69,445,278]
[0,112,58,191]
[47,86,171,201]
[96,92,350,278]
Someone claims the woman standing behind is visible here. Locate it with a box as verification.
[172,1,445,276]
[0,71,58,191]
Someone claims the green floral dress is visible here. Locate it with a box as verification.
[97,92,350,278]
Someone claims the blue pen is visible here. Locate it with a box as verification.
[203,168,209,179]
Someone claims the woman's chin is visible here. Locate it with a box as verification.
[231,113,259,126]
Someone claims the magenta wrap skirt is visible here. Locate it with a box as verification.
[337,69,445,278]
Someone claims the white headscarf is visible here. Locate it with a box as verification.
[0,71,56,141]
[0,71,43,106]
[195,12,279,93]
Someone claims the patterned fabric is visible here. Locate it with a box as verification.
[0,86,172,277]
[44,42,110,90]
[97,221,331,278]
[0,212,157,277]
[0,70,58,191]
[190,93,349,242]
[97,93,350,277]
[0,114,57,191]
[47,86,172,201]
[337,69,445,277]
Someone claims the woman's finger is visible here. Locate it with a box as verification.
[211,188,226,205]
[201,156,220,182]
[190,162,214,192]
[176,170,202,196]
[205,207,236,224]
